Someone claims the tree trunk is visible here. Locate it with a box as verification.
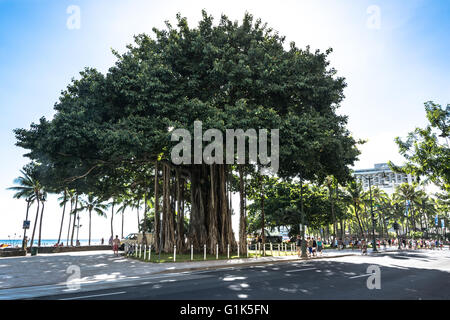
[176,170,185,251]
[110,200,114,241]
[88,209,92,246]
[189,165,209,251]
[38,200,45,247]
[329,185,337,246]
[70,194,78,246]
[66,199,73,246]
[142,190,147,246]
[22,200,31,249]
[162,163,176,252]
[29,198,40,249]
[260,176,265,246]
[300,179,307,257]
[239,165,247,255]
[57,191,67,245]
[154,161,160,253]
[354,202,365,237]
[136,199,140,232]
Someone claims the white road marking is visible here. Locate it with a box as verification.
[349,274,371,279]
[59,291,126,300]
[286,268,317,273]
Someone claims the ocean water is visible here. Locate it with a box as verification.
[0,239,104,247]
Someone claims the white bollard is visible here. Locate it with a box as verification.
[135,244,138,257]
[227,244,230,259]
[174,245,176,262]
[139,244,142,258]
[216,244,219,259]
[278,244,280,256]
[246,244,249,258]
[191,244,193,261]
[237,243,240,258]
[144,245,147,260]
[270,243,273,256]
[263,243,266,256]
[204,244,206,260]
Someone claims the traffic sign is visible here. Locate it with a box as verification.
[23,220,30,229]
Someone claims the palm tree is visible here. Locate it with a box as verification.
[9,169,43,249]
[8,170,38,249]
[371,187,390,238]
[66,190,76,246]
[78,194,107,246]
[346,180,366,237]
[109,198,116,243]
[394,183,421,236]
[57,189,69,245]
[37,190,47,247]
[70,193,80,246]
[117,196,133,239]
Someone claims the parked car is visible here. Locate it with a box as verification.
[120,233,154,250]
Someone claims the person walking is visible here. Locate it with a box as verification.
[317,237,323,256]
[307,237,313,257]
[296,235,302,258]
[312,237,317,257]
[361,239,368,255]
[112,235,120,256]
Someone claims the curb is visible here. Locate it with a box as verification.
[153,253,357,275]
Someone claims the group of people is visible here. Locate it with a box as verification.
[296,235,324,257]
[344,237,447,253]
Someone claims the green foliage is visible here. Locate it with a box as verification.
[393,101,450,192]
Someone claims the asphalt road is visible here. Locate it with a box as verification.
[34,249,450,300]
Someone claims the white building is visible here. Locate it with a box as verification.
[353,163,414,195]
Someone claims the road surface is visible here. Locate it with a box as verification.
[33,249,450,300]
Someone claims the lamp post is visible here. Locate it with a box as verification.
[367,175,378,252]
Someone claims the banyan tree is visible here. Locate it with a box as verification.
[14,12,360,254]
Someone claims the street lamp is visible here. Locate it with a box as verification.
[367,175,378,253]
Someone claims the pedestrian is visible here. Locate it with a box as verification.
[312,237,317,257]
[101,237,104,245]
[296,235,302,258]
[361,239,367,255]
[109,236,113,246]
[317,237,323,256]
[307,237,313,257]
[112,235,120,256]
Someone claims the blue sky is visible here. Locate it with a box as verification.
[1,0,449,239]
